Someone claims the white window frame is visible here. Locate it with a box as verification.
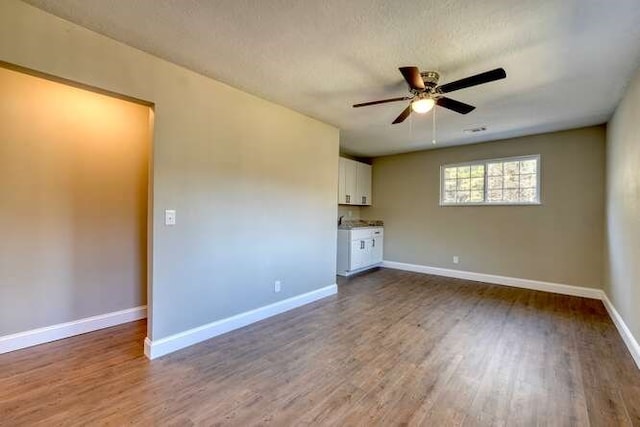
[439,154,541,206]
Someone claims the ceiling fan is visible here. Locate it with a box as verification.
[353,67,507,124]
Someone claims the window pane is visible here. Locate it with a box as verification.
[457,166,471,179]
[445,179,457,191]
[457,178,470,191]
[471,177,484,191]
[487,189,503,201]
[520,173,536,188]
[487,163,503,176]
[504,174,519,189]
[504,161,519,176]
[470,165,485,178]
[443,191,456,203]
[520,159,537,174]
[470,190,484,202]
[456,191,470,203]
[444,167,457,180]
[488,176,502,190]
[519,188,536,202]
[504,189,519,202]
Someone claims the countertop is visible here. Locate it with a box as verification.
[338,219,384,230]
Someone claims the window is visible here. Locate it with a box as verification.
[440,155,540,206]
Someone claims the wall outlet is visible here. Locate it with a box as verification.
[347,210,353,217]
[165,209,176,226]
[274,280,281,293]
[453,256,459,264]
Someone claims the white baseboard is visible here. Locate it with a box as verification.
[144,284,338,360]
[601,294,640,369]
[0,306,147,355]
[382,260,603,299]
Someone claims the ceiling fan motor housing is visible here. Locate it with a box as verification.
[420,71,440,89]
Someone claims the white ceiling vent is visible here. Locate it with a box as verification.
[463,126,487,134]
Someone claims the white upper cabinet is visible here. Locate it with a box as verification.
[338,157,371,205]
[338,158,347,204]
[345,158,358,204]
[338,157,358,204]
[356,162,372,206]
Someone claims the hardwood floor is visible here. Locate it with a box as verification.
[1,268,639,426]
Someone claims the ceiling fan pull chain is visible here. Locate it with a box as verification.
[432,106,437,145]
[409,110,413,139]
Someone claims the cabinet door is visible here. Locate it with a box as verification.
[338,158,347,204]
[356,162,372,206]
[350,239,367,270]
[370,236,383,264]
[344,159,357,205]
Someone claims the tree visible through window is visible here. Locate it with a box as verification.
[441,155,540,205]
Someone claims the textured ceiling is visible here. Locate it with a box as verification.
[23,0,640,156]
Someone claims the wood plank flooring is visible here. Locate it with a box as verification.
[1,268,639,426]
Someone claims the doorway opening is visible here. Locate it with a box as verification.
[0,62,154,355]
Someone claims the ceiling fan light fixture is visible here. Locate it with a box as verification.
[411,97,435,114]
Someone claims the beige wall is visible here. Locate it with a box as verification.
[605,67,640,342]
[0,0,339,341]
[362,126,606,288]
[0,66,149,335]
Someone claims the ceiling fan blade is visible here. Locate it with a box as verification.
[436,97,476,114]
[399,66,425,91]
[392,105,412,124]
[353,96,411,108]
[437,68,506,94]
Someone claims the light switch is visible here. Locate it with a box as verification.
[165,209,176,226]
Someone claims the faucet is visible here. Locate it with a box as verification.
[338,215,344,226]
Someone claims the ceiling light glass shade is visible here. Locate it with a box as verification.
[411,98,435,114]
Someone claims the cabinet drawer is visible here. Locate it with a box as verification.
[350,227,383,240]
[350,229,371,241]
[371,228,383,237]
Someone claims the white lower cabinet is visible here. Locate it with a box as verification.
[350,240,366,270]
[337,227,384,276]
[370,234,383,265]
